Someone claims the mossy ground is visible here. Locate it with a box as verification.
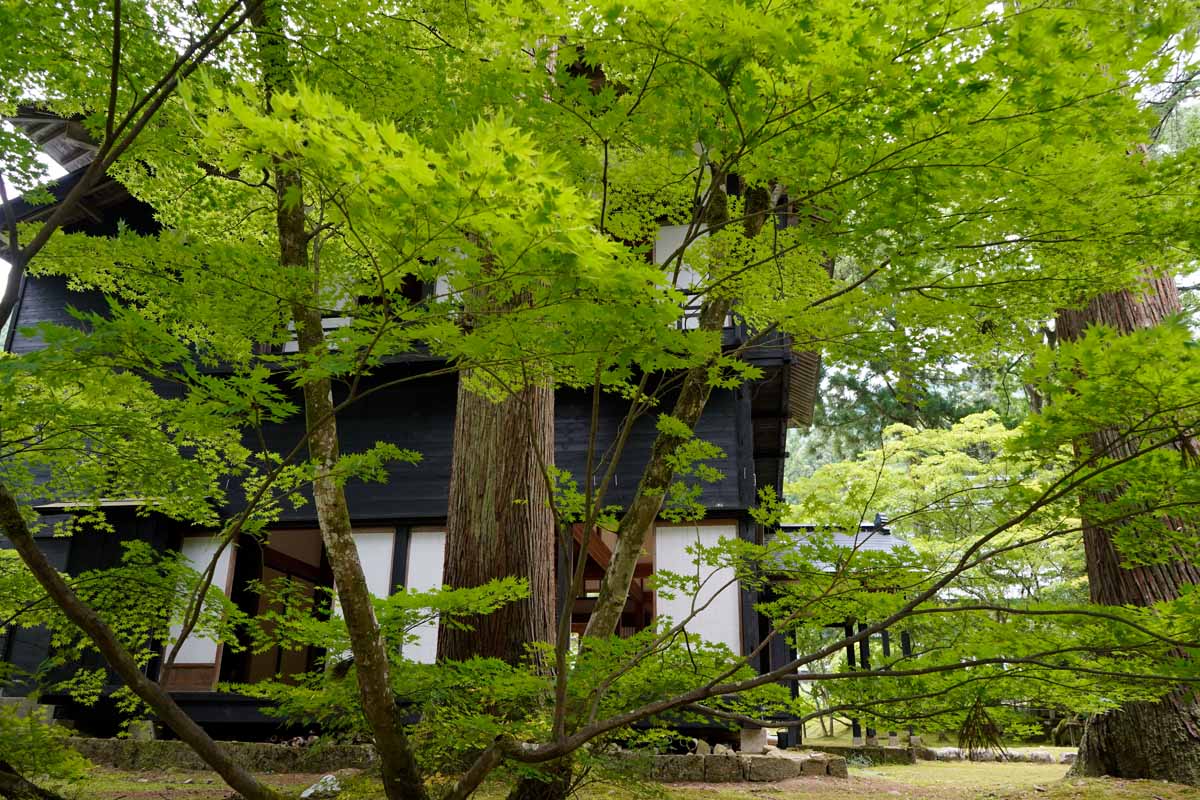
[48,761,1199,800]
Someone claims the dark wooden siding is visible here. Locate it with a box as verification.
[7,275,110,354]
[554,383,749,513]
[0,526,72,696]
[260,370,459,523]
[5,190,158,354]
[255,369,755,523]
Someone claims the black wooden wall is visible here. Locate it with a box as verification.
[6,274,112,354]
[5,190,158,353]
[0,528,70,697]
[250,368,756,524]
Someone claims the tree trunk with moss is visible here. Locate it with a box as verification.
[1056,274,1200,786]
[0,759,68,800]
[249,3,427,798]
[584,177,767,640]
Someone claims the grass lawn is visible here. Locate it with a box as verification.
[51,761,1200,800]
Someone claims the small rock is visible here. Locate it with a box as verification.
[1061,752,1077,765]
[693,739,711,756]
[182,778,194,785]
[913,746,936,761]
[1033,786,1046,793]
[300,774,342,799]
[1026,750,1055,764]
[713,743,734,755]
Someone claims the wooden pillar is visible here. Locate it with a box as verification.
[882,629,898,746]
[845,621,863,746]
[901,630,916,741]
[858,623,877,746]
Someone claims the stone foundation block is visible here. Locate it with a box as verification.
[800,756,829,776]
[650,754,705,782]
[703,754,743,782]
[743,753,804,782]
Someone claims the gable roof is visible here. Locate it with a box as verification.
[7,108,98,172]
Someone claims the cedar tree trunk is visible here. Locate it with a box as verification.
[438,372,556,664]
[250,4,428,798]
[1056,273,1200,785]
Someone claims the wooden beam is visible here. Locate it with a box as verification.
[573,524,613,568]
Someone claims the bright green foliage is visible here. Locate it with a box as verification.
[775,318,1200,736]
[236,579,789,776]
[0,704,90,783]
[229,578,534,742]
[0,544,244,717]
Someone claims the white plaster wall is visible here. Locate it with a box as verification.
[349,530,397,598]
[654,224,705,291]
[654,524,741,654]
[324,530,395,666]
[168,537,234,664]
[404,529,446,664]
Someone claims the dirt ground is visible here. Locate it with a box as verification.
[50,761,1200,800]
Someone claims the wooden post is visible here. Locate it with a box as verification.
[845,621,863,746]
[901,630,916,742]
[858,623,877,746]
[881,630,898,746]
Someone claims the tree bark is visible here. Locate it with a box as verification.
[1073,693,1200,785]
[1056,273,1200,785]
[0,485,281,800]
[0,759,68,800]
[439,375,556,664]
[437,288,559,800]
[249,4,427,799]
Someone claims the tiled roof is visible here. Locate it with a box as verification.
[766,519,910,566]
